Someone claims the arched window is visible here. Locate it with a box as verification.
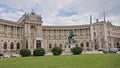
[117,42,119,46]
[36,40,41,48]
[49,43,52,48]
[3,42,7,49]
[68,45,71,48]
[10,42,14,49]
[16,42,20,49]
[86,42,89,47]
[81,43,84,47]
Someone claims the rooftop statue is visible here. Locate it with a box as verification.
[30,9,36,15]
[24,12,29,20]
[24,11,42,22]
[67,30,77,44]
[37,15,42,22]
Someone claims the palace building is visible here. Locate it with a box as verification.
[0,11,120,53]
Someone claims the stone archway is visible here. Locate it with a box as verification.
[36,40,41,48]
[95,45,99,50]
[117,42,119,46]
[49,43,52,49]
[16,42,20,49]
[86,42,89,47]
[10,42,14,49]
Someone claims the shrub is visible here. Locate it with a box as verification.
[51,46,62,55]
[71,46,83,55]
[20,48,31,57]
[33,48,45,56]
[117,45,120,48]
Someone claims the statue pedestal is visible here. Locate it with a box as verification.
[64,43,77,53]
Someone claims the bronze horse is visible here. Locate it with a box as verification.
[68,30,77,44]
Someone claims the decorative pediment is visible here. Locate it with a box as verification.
[18,11,43,24]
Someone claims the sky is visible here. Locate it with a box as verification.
[0,0,120,26]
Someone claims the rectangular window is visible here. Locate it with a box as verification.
[94,32,96,37]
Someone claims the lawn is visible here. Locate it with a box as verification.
[0,54,120,68]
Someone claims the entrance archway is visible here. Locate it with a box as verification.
[117,42,119,46]
[95,45,99,50]
[36,40,41,48]
[10,42,14,49]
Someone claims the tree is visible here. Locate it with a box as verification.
[71,46,83,55]
[51,46,62,55]
[20,48,31,57]
[33,48,45,56]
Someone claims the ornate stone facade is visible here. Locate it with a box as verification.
[0,12,120,53]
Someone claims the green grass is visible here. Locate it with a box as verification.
[0,54,120,68]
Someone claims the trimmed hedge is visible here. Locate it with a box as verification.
[33,48,45,56]
[20,48,31,57]
[117,45,120,48]
[51,46,62,55]
[71,46,83,55]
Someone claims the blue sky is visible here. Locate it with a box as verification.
[58,10,78,17]
[0,0,120,26]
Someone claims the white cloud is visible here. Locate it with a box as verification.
[43,12,99,26]
[0,11,24,22]
[0,7,6,12]
[108,16,120,26]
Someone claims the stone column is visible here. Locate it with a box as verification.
[2,24,4,36]
[21,27,22,38]
[8,25,10,37]
[14,42,16,51]
[16,27,17,38]
[6,25,8,37]
[13,26,15,37]
[28,24,31,49]
[37,24,39,35]
[84,41,87,51]
[34,39,36,49]
[0,24,1,36]
[0,42,2,52]
[28,24,30,36]
[21,27,23,38]
[7,42,10,52]
[3,24,5,36]
[1,42,3,52]
[25,23,28,35]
